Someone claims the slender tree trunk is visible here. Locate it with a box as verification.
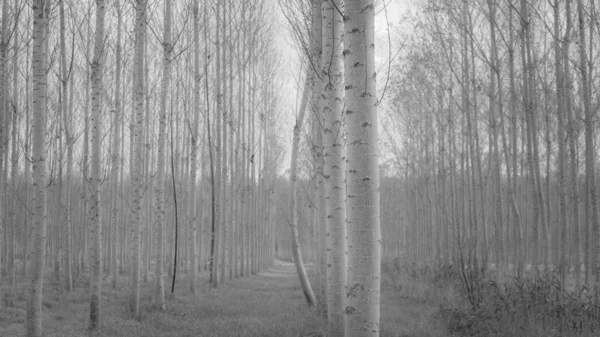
[59,0,73,293]
[153,0,171,310]
[110,0,123,291]
[89,0,106,329]
[576,0,599,287]
[563,0,581,286]
[187,0,199,297]
[27,1,48,335]
[553,0,568,285]
[211,0,223,287]
[289,74,317,307]
[129,0,147,319]
[0,0,7,288]
[322,0,346,334]
[8,0,18,287]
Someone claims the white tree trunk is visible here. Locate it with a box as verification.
[89,0,105,329]
[188,0,199,296]
[289,74,317,307]
[129,0,147,319]
[343,1,381,336]
[27,1,49,336]
[111,0,123,291]
[321,0,346,334]
[153,0,171,310]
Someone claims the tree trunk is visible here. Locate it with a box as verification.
[564,0,581,286]
[129,0,147,319]
[111,0,123,291]
[289,73,317,307]
[27,1,48,335]
[576,0,599,287]
[343,1,381,336]
[89,0,106,329]
[153,0,171,310]
[187,0,199,297]
[321,0,346,334]
[553,0,568,285]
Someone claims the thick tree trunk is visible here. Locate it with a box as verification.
[343,1,381,336]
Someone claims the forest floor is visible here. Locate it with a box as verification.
[0,261,449,337]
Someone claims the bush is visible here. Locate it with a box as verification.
[439,268,600,337]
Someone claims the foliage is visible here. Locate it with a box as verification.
[440,268,600,337]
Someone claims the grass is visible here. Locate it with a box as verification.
[0,263,326,337]
[0,260,459,337]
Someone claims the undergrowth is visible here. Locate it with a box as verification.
[383,258,600,337]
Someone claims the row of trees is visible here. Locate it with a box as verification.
[385,0,600,289]
[0,0,285,335]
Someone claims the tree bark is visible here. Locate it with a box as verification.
[27,1,48,335]
[321,0,346,334]
[343,1,381,336]
[129,0,147,319]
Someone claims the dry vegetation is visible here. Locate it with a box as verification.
[7,259,595,337]
[382,258,600,337]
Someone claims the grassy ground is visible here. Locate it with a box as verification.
[0,261,449,337]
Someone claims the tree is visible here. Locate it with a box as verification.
[27,0,49,335]
[343,0,381,336]
[59,0,73,293]
[576,0,599,286]
[129,0,147,319]
[289,73,317,307]
[188,0,199,297]
[111,0,123,291]
[89,0,106,329]
[154,0,171,310]
[321,0,346,334]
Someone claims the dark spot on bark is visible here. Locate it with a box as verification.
[353,62,363,68]
[343,49,350,56]
[345,306,359,314]
[350,28,360,34]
